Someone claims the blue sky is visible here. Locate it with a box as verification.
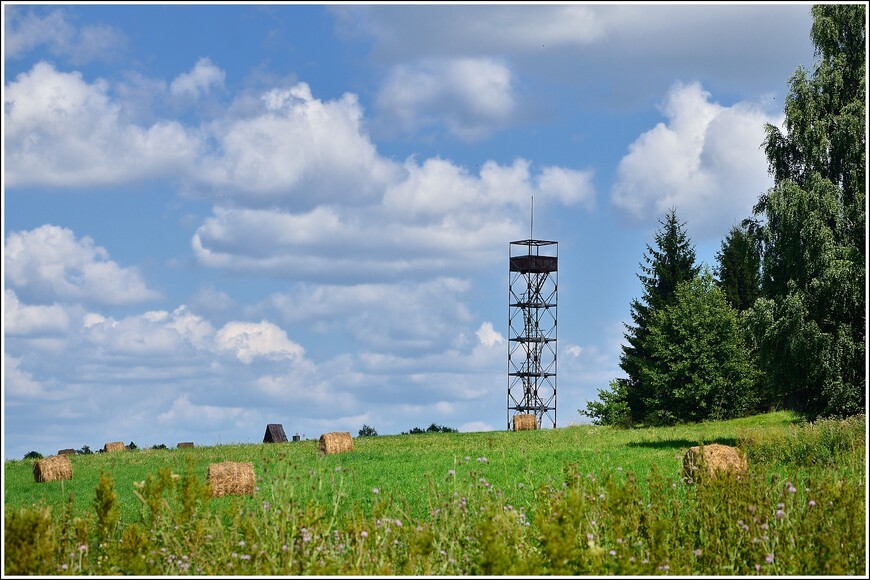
[3,2,816,460]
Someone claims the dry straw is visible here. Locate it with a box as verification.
[319,432,354,456]
[207,461,255,497]
[513,414,538,431]
[33,455,73,483]
[104,441,126,453]
[57,448,76,456]
[682,443,747,483]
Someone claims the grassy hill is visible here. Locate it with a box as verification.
[4,411,866,575]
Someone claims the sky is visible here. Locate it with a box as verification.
[2,2,818,460]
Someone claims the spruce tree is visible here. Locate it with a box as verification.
[618,208,700,423]
[715,224,761,311]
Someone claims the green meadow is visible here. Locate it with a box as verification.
[4,411,866,575]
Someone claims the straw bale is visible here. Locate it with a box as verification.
[263,423,288,443]
[513,414,538,431]
[58,448,76,456]
[319,432,354,456]
[34,455,73,483]
[207,461,255,497]
[104,441,126,453]
[682,443,747,483]
[176,442,194,448]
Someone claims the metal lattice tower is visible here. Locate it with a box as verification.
[508,238,557,429]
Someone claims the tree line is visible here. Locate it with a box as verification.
[582,5,865,427]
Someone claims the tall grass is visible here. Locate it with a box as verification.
[4,412,866,575]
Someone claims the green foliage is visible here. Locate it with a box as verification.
[579,380,632,427]
[93,472,119,545]
[151,443,168,450]
[638,270,759,425]
[402,423,458,434]
[78,445,93,455]
[3,505,57,575]
[751,4,865,420]
[23,451,43,460]
[715,224,761,311]
[358,425,379,437]
[619,208,700,423]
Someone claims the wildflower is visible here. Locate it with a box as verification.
[616,538,624,544]
[693,549,702,557]
[448,469,455,476]
[239,540,245,547]
[808,500,816,507]
[281,545,288,552]
[617,466,623,471]
[360,530,368,538]
[629,557,636,563]
[591,520,597,527]
[658,564,670,571]
[755,564,761,572]
[335,466,341,472]
[766,553,774,563]
[440,550,447,557]
[231,552,238,559]
[587,533,594,541]
[465,456,471,461]
[748,504,756,513]
[609,550,617,556]
[777,502,784,509]
[240,554,251,561]
[518,482,524,489]
[372,487,380,494]
[775,509,785,519]
[760,523,769,531]
[263,501,270,510]
[79,544,89,552]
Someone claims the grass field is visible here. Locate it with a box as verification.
[4,411,866,575]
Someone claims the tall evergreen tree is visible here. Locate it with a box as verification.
[715,224,761,311]
[749,4,865,419]
[618,208,700,423]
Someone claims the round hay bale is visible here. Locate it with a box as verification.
[104,441,126,453]
[513,413,538,431]
[319,432,354,456]
[33,455,73,483]
[682,443,747,483]
[207,461,255,497]
[57,448,76,456]
[176,442,194,448]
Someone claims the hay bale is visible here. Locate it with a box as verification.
[207,461,255,497]
[263,423,288,443]
[103,441,126,453]
[57,448,76,456]
[319,432,354,456]
[682,443,747,483]
[33,455,73,483]
[176,442,194,448]
[513,413,538,431]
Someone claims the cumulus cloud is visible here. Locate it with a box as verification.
[4,225,160,306]
[195,82,401,207]
[4,354,48,399]
[192,156,594,281]
[4,62,200,187]
[170,57,225,98]
[376,57,516,140]
[476,322,504,348]
[157,394,258,429]
[4,289,70,335]
[215,320,306,364]
[610,81,778,238]
[4,7,126,63]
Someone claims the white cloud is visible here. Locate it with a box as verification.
[376,57,515,140]
[4,7,125,63]
[193,156,594,281]
[156,394,257,429]
[215,320,306,364]
[4,354,48,399]
[611,81,778,238]
[195,82,401,207]
[4,289,70,335]
[82,306,215,358]
[476,322,504,348]
[170,57,225,98]
[4,62,200,187]
[459,421,495,433]
[4,225,160,306]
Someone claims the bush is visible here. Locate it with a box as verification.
[358,425,378,437]
[23,451,43,460]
